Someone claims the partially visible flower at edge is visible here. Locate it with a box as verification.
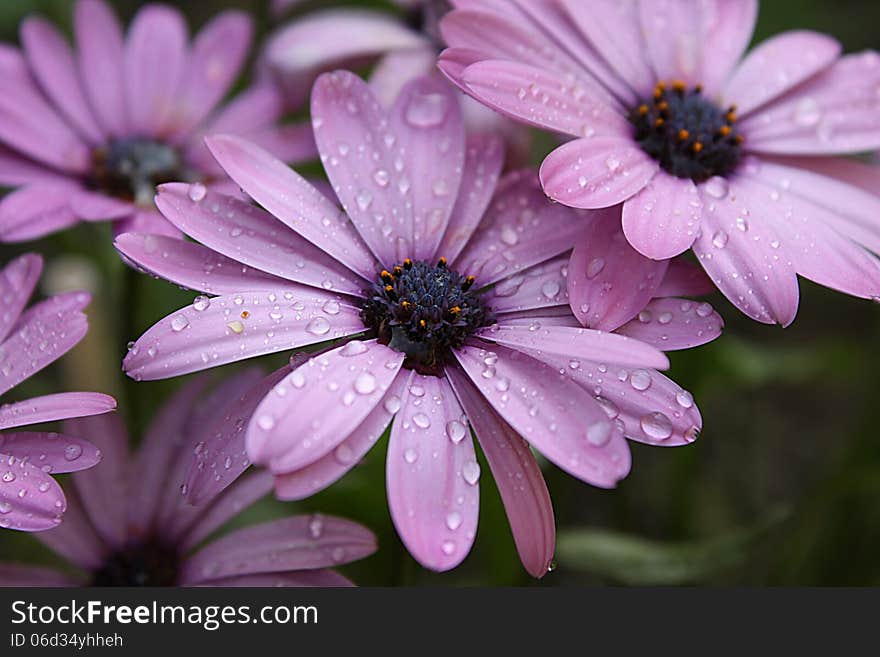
[117,71,721,575]
[0,0,316,243]
[0,369,375,586]
[439,0,880,325]
[0,253,116,532]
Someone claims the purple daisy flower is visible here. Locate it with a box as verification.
[439,0,880,325]
[0,370,376,587]
[118,71,720,575]
[0,253,116,532]
[0,0,315,242]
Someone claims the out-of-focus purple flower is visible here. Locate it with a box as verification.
[118,72,720,575]
[0,254,115,532]
[263,1,531,162]
[0,370,376,586]
[0,0,316,243]
[439,0,880,325]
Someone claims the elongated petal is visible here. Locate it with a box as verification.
[724,31,841,117]
[487,256,569,315]
[446,365,554,578]
[454,343,630,488]
[435,134,505,263]
[124,290,363,380]
[622,175,703,260]
[0,393,116,431]
[180,515,376,584]
[75,0,127,136]
[0,293,89,396]
[569,208,669,330]
[741,53,880,155]
[248,340,404,472]
[655,258,714,297]
[124,4,188,136]
[0,432,101,474]
[20,17,103,143]
[694,178,800,325]
[540,137,658,210]
[616,298,723,350]
[0,253,42,344]
[156,183,365,296]
[206,134,377,279]
[455,169,589,285]
[387,373,478,572]
[115,233,296,296]
[34,486,106,569]
[0,184,81,242]
[479,322,669,370]
[273,370,406,501]
[0,454,65,531]
[539,352,702,447]
[170,11,252,135]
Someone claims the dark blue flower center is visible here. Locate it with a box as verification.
[360,258,493,375]
[629,81,743,182]
[90,538,180,587]
[89,138,184,205]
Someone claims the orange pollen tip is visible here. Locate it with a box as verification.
[672,80,686,92]
[393,266,403,276]
[403,258,412,268]
[437,257,447,267]
[725,112,737,123]
[240,310,250,319]
[450,306,461,314]
[733,135,745,145]
[638,104,649,115]
[692,141,703,153]
[718,125,731,137]
[384,285,394,293]
[678,129,690,141]
[654,117,665,127]
[466,275,475,285]
[401,300,411,309]
[419,319,427,328]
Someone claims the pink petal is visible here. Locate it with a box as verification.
[622,175,703,259]
[0,563,78,586]
[266,8,426,110]
[369,46,436,108]
[126,376,209,536]
[487,256,569,315]
[435,134,505,263]
[63,413,128,548]
[205,134,377,279]
[35,486,106,569]
[179,470,274,552]
[0,145,70,187]
[559,0,654,96]
[247,340,404,472]
[741,52,880,155]
[235,120,318,166]
[691,0,758,97]
[0,293,89,396]
[454,343,630,488]
[386,373,478,571]
[169,11,253,136]
[693,177,799,325]
[124,4,188,136]
[115,233,296,296]
[446,365,554,578]
[273,369,407,501]
[655,258,714,297]
[202,569,353,587]
[458,59,628,139]
[179,515,376,584]
[569,208,670,330]
[111,210,181,241]
[540,137,658,210]
[184,366,290,507]
[455,169,589,285]
[0,184,81,242]
[0,392,116,431]
[20,17,103,144]
[0,454,65,532]
[69,190,133,221]
[539,352,702,447]
[616,298,723,351]
[75,0,127,136]
[479,322,669,370]
[123,290,364,380]
[724,31,841,117]
[0,253,42,343]
[155,183,366,296]
[0,432,101,474]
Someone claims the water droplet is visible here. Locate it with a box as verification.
[383,395,401,414]
[629,369,652,391]
[586,421,612,446]
[170,314,189,332]
[703,176,729,199]
[305,317,331,336]
[462,460,480,485]
[441,540,456,555]
[696,302,713,317]
[640,412,673,441]
[63,444,83,461]
[605,156,621,171]
[445,420,466,444]
[676,390,694,408]
[793,97,821,127]
[257,414,275,430]
[541,280,561,298]
[322,300,341,315]
[0,501,10,514]
[356,189,373,211]
[712,230,729,248]
[354,372,377,395]
[308,514,324,538]
[340,340,368,357]
[403,447,418,464]
[446,511,462,531]
[586,258,605,278]
[412,412,431,429]
[193,295,211,311]
[188,182,207,202]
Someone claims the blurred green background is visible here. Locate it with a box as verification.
[1,0,879,586]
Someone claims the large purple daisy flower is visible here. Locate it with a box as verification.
[119,71,720,575]
[0,370,375,587]
[0,0,315,242]
[439,0,880,325]
[0,254,116,532]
